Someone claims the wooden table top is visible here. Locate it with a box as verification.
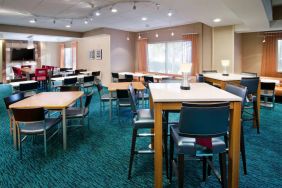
[107,82,145,91]
[149,83,242,102]
[9,92,84,109]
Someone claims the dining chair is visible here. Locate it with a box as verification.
[260,82,276,108]
[63,77,78,86]
[112,72,119,82]
[240,77,260,134]
[81,75,95,93]
[241,72,257,77]
[125,74,134,82]
[12,107,61,158]
[60,85,80,92]
[116,89,131,120]
[34,68,48,90]
[118,78,132,82]
[65,91,93,129]
[95,82,117,112]
[19,82,39,97]
[225,83,248,175]
[9,78,28,82]
[127,84,168,179]
[4,93,25,136]
[92,71,101,83]
[169,102,229,188]
[12,67,24,79]
[196,74,204,82]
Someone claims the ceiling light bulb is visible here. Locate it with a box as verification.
[127,36,130,41]
[111,7,117,13]
[138,33,141,39]
[66,24,71,28]
[213,18,221,23]
[141,17,147,21]
[168,12,173,17]
[171,32,175,36]
[155,33,159,38]
[95,11,100,16]
[29,18,37,24]
[84,20,89,24]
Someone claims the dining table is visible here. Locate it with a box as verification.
[107,82,146,119]
[149,82,242,188]
[9,91,84,150]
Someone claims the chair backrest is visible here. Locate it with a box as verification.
[4,92,25,110]
[144,76,154,83]
[52,74,62,78]
[112,73,119,79]
[21,65,31,69]
[261,82,276,91]
[84,91,94,108]
[241,72,257,77]
[128,84,137,114]
[19,82,38,92]
[118,78,131,82]
[196,74,204,82]
[202,70,217,73]
[178,102,230,137]
[116,89,129,99]
[125,74,133,81]
[92,71,100,77]
[35,68,48,77]
[63,77,78,85]
[60,86,80,92]
[240,77,259,95]
[10,78,27,82]
[12,67,22,77]
[12,107,45,123]
[84,75,94,83]
[225,83,247,111]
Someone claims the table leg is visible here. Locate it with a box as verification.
[256,81,261,129]
[62,108,67,150]
[150,95,154,149]
[109,91,112,120]
[142,90,144,108]
[154,102,163,188]
[13,117,17,149]
[228,101,241,188]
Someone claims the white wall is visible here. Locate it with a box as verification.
[40,42,60,67]
[212,26,235,73]
[77,35,111,85]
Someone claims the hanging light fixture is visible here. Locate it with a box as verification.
[171,31,175,36]
[84,19,89,24]
[29,18,37,24]
[155,33,159,38]
[27,36,34,49]
[262,36,266,43]
[138,33,141,39]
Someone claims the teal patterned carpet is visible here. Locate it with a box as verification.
[0,88,281,187]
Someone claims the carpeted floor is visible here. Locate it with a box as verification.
[0,88,281,187]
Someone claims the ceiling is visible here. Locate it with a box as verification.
[0,0,277,34]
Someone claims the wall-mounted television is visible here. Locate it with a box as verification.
[11,48,35,61]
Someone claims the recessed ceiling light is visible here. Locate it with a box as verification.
[65,24,71,28]
[141,17,147,21]
[138,33,141,39]
[29,18,37,24]
[155,33,159,38]
[168,12,173,17]
[213,18,221,23]
[95,11,101,16]
[111,7,117,13]
[127,36,130,41]
[84,20,89,24]
[171,32,175,36]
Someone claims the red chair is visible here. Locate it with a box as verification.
[42,65,46,68]
[12,67,23,79]
[33,68,48,90]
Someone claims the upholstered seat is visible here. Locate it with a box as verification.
[20,118,61,134]
[171,124,226,156]
[133,109,154,128]
[66,107,89,118]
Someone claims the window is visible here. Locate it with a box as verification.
[278,40,282,72]
[64,48,73,68]
[147,41,192,74]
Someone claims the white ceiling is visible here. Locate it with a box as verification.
[0,0,279,35]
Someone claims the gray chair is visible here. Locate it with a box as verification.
[81,75,95,93]
[19,82,39,97]
[12,107,61,158]
[196,74,204,82]
[260,82,276,108]
[116,89,131,119]
[127,84,168,179]
[95,82,116,112]
[169,102,229,187]
[66,91,93,129]
[225,83,248,175]
[241,72,257,77]
[112,72,119,82]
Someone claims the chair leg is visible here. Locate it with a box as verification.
[44,130,47,157]
[208,156,212,176]
[18,130,22,159]
[241,125,247,175]
[219,152,227,188]
[163,127,169,179]
[128,128,137,179]
[169,132,174,182]
[203,157,207,181]
[253,101,260,134]
[177,154,184,188]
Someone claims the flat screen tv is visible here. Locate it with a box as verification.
[11,48,35,61]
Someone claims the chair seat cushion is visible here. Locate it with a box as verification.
[133,109,154,128]
[66,107,88,118]
[171,124,226,156]
[20,118,61,134]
